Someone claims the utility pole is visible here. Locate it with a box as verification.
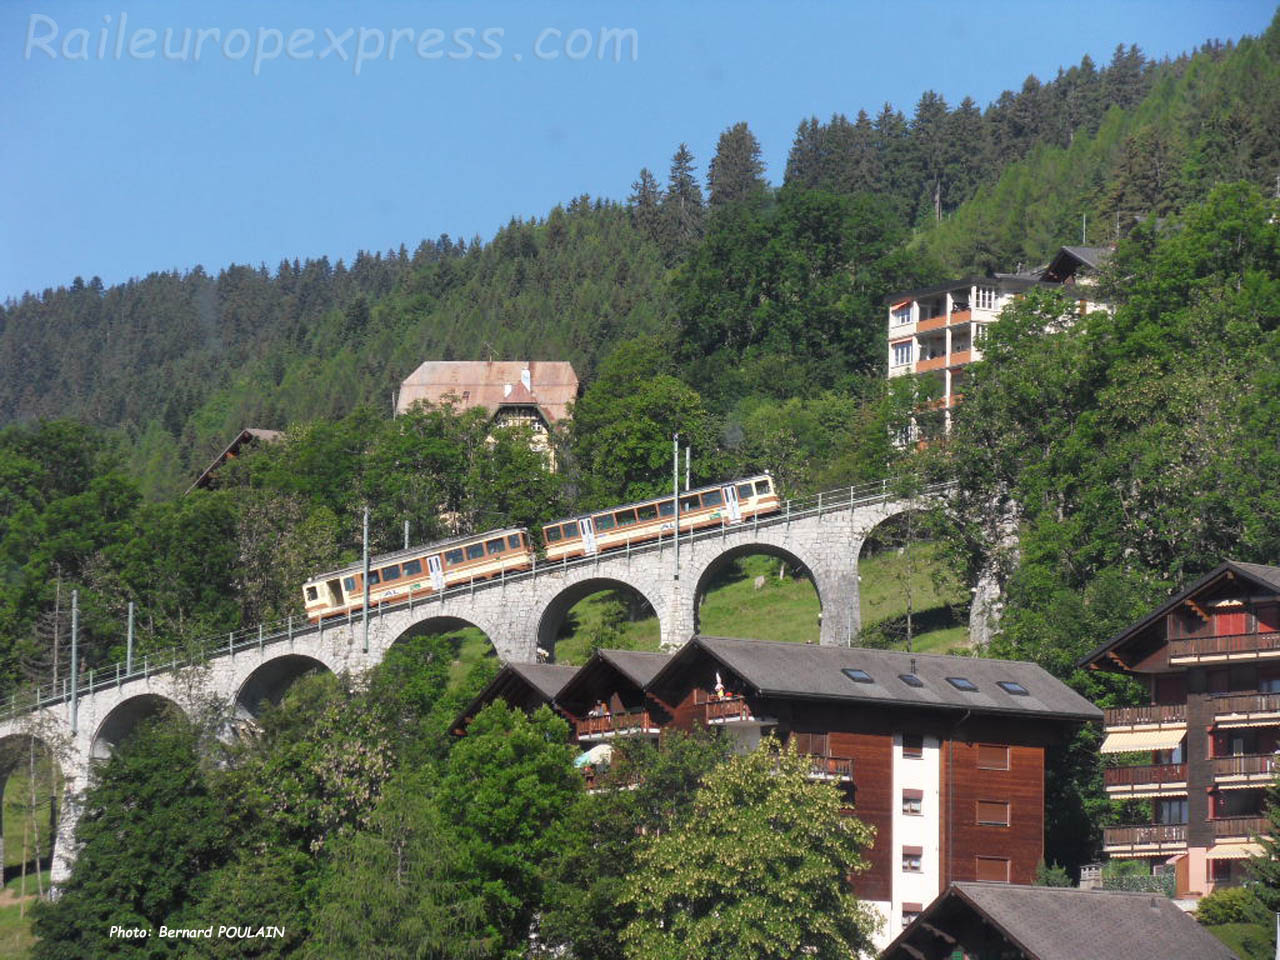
[673,433,680,581]
[126,601,134,674]
[404,519,410,551]
[70,590,78,735]
[684,445,691,491]
[362,507,370,654]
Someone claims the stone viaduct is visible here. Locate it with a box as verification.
[0,481,954,884]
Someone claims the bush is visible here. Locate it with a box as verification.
[1196,886,1269,927]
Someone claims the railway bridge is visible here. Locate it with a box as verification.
[0,480,955,883]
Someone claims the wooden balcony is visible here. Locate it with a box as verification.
[1104,763,1187,798]
[575,709,660,742]
[1212,692,1280,727]
[1104,704,1187,730]
[1169,632,1280,664]
[1103,823,1187,854]
[1212,816,1270,840]
[704,695,773,726]
[1211,754,1277,785]
[802,754,854,782]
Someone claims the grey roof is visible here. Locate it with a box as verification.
[597,650,672,688]
[1079,560,1280,669]
[507,662,579,700]
[882,275,1042,305]
[882,883,1238,960]
[1058,245,1112,270]
[658,636,1100,723]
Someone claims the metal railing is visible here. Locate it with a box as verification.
[1103,703,1187,727]
[1169,632,1280,660]
[0,479,954,725]
[1104,763,1187,788]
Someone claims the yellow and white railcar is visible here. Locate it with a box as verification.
[541,475,779,562]
[302,527,533,622]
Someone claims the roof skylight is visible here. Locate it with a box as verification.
[997,680,1029,696]
[899,673,924,688]
[946,676,979,692]
[842,668,874,684]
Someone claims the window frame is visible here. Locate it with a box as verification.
[902,734,924,759]
[976,799,1011,826]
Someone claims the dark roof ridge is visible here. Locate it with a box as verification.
[696,634,1054,670]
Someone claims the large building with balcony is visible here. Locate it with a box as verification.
[455,634,1099,950]
[885,246,1110,440]
[1080,560,1280,899]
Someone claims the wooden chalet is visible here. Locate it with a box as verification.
[1080,560,1280,899]
[450,661,577,736]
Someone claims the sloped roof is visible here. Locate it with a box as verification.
[450,661,578,735]
[509,662,581,699]
[1078,560,1280,669]
[650,636,1100,723]
[396,360,579,423]
[186,427,283,494]
[555,649,672,712]
[882,883,1239,960]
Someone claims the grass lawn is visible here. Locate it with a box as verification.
[0,871,50,960]
[1205,922,1272,960]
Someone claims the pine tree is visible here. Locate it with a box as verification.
[628,167,663,244]
[1247,777,1280,914]
[659,143,705,262]
[785,117,824,187]
[708,121,767,209]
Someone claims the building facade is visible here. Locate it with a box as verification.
[1080,560,1280,899]
[456,635,1100,950]
[885,246,1110,441]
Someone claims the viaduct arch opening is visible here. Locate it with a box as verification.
[91,693,185,761]
[392,615,501,680]
[235,655,333,721]
[691,544,821,643]
[0,734,62,883]
[536,578,661,663]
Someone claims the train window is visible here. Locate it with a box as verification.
[615,509,638,527]
[486,538,505,555]
[636,504,658,521]
[561,523,580,539]
[546,526,563,543]
[403,559,422,576]
[343,577,356,593]
[382,564,402,582]
[444,548,464,565]
[368,570,381,585]
[680,496,700,513]
[306,586,318,601]
[755,479,771,495]
[659,500,675,517]
[508,534,522,549]
[702,489,723,507]
[595,514,616,531]
[737,483,754,499]
[466,543,485,560]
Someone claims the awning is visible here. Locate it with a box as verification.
[1208,842,1263,860]
[1100,727,1187,753]
[891,300,911,311]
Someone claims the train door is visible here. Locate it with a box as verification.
[579,517,598,556]
[722,485,743,523]
[326,579,344,605]
[427,554,445,591]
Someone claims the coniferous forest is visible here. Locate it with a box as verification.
[3,14,1280,960]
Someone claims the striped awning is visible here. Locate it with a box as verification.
[1100,728,1187,753]
[1208,842,1264,860]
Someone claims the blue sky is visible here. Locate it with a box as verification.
[2,0,1274,300]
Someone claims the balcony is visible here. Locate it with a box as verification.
[1104,704,1187,730]
[801,754,854,782]
[949,308,972,326]
[1213,692,1280,727]
[1212,754,1277,787]
[1168,631,1280,665]
[947,349,973,367]
[1104,763,1187,798]
[917,315,947,333]
[575,709,660,742]
[1212,816,1270,840]
[1103,823,1187,854]
[705,695,774,726]
[916,355,947,373]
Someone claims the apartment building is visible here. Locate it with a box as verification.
[455,635,1100,950]
[885,246,1110,439]
[1080,560,1280,899]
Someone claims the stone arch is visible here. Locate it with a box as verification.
[689,542,823,640]
[0,732,63,879]
[389,613,507,670]
[233,654,333,721]
[90,693,185,761]
[534,577,665,660]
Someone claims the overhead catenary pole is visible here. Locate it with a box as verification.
[673,433,680,581]
[126,601,134,674]
[70,590,78,735]
[362,506,371,653]
[685,445,690,492]
[404,519,410,551]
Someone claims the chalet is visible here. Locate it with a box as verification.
[880,882,1238,960]
[185,427,282,494]
[395,360,579,469]
[450,661,577,736]
[456,635,1099,950]
[884,245,1110,441]
[1079,560,1280,899]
